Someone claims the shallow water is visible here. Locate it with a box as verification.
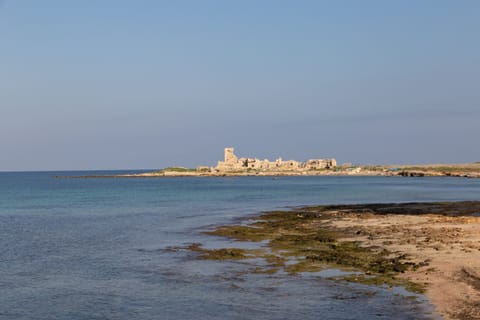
[2,172,479,319]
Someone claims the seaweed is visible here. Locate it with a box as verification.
[190,202,480,293]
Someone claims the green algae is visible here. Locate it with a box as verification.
[205,225,272,242]
[198,209,421,291]
[187,243,263,260]
[200,248,253,260]
[192,202,480,293]
[340,274,426,294]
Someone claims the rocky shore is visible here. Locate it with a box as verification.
[188,202,480,320]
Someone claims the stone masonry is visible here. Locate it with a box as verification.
[215,148,336,172]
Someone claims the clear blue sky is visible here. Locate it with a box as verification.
[1,0,479,171]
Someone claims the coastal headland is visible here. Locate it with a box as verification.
[187,201,480,320]
[59,148,480,179]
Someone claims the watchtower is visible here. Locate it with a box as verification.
[224,147,238,164]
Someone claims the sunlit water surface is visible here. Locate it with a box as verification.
[2,172,479,319]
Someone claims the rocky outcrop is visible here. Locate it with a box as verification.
[398,171,426,177]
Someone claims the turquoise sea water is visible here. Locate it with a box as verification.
[1,172,480,320]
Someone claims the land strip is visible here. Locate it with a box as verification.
[55,163,480,179]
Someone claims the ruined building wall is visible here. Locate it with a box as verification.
[224,147,237,164]
[215,148,336,172]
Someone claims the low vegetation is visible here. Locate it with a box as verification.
[400,165,480,174]
[162,167,196,172]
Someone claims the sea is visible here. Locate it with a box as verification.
[1,171,480,320]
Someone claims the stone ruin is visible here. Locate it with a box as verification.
[215,147,336,172]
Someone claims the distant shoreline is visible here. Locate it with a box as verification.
[58,148,480,179]
[55,163,480,179]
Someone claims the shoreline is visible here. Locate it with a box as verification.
[55,170,480,179]
[189,201,480,320]
[54,163,480,179]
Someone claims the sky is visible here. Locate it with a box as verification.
[1,0,479,171]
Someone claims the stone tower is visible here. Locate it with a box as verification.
[224,147,238,164]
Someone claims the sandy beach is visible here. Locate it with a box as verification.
[326,203,480,319]
[194,202,480,320]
